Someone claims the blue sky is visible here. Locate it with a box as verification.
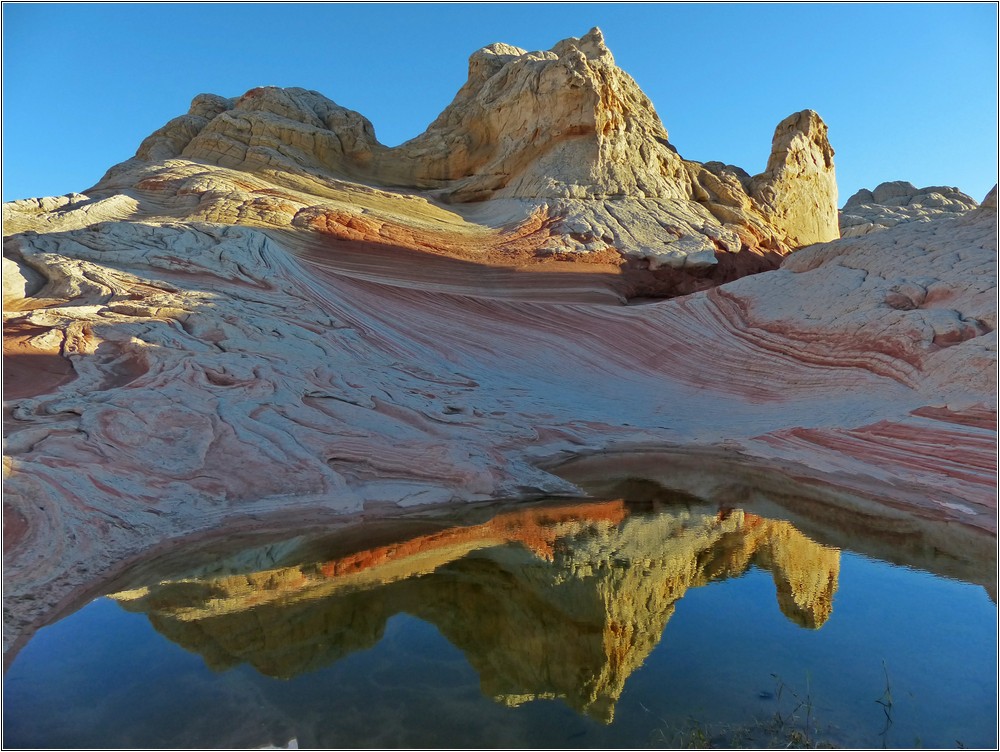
[3,3,997,204]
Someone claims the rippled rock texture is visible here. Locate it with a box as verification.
[2,28,996,656]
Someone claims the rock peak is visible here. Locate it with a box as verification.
[981,184,997,209]
[99,28,841,274]
[839,181,982,237]
[748,109,838,245]
[549,26,611,62]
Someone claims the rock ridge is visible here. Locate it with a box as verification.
[839,180,981,237]
[83,26,838,278]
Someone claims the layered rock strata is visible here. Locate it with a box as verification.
[2,28,995,658]
[4,192,994,656]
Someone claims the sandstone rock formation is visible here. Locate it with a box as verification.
[109,501,840,723]
[749,110,839,246]
[7,28,839,299]
[2,28,995,663]
[839,181,979,238]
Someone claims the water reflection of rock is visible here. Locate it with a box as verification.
[110,502,839,723]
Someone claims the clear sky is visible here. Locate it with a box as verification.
[3,3,998,205]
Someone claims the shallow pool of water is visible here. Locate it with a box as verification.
[3,496,997,748]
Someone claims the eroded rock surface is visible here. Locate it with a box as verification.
[749,110,838,246]
[8,28,838,289]
[839,181,980,238]
[2,27,995,658]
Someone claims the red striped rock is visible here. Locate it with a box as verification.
[1,28,995,659]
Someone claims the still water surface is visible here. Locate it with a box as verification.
[4,497,997,748]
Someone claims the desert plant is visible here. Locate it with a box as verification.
[875,661,894,748]
[650,673,838,749]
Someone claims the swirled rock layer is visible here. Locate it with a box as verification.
[1,27,995,658]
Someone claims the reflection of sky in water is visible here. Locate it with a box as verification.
[3,505,997,749]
